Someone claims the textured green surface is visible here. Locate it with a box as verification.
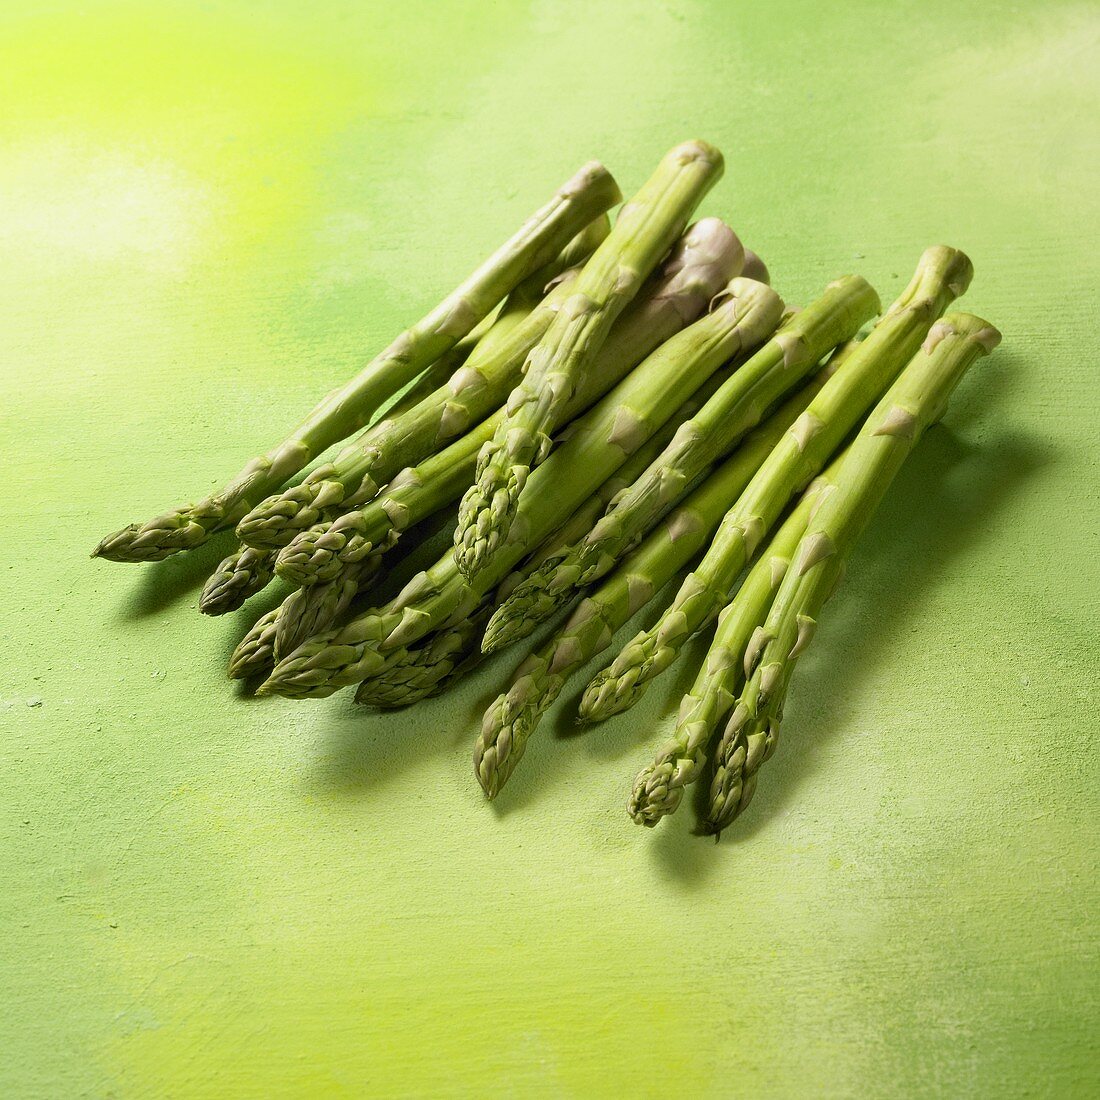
[2,1,1098,1096]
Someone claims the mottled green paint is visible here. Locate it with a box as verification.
[2,1,1097,1096]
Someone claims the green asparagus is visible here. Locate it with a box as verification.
[273,218,748,588]
[706,312,1000,834]
[472,385,831,799]
[259,274,783,699]
[487,276,879,646]
[233,217,612,550]
[454,141,727,581]
[272,555,383,661]
[627,462,838,826]
[353,605,491,709]
[198,545,277,617]
[93,161,621,562]
[227,607,280,681]
[578,245,974,721]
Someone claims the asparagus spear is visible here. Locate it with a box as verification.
[233,217,612,550]
[272,555,383,660]
[198,545,277,617]
[578,245,973,721]
[480,339,848,655]
[273,219,748,588]
[454,140,727,581]
[488,360,746,619]
[706,312,1001,834]
[228,608,280,680]
[93,162,622,563]
[260,275,783,699]
[198,337,480,616]
[353,606,491,709]
[472,384,830,799]
[627,462,840,826]
[485,276,879,647]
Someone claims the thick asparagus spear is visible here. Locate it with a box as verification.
[454,141,727,581]
[706,312,1001,834]
[353,606,491,709]
[472,386,828,799]
[233,217,612,550]
[578,245,973,721]
[627,463,839,826]
[93,162,622,563]
[485,277,879,646]
[260,276,783,699]
[273,219,748,588]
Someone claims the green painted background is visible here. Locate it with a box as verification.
[2,1,1097,1096]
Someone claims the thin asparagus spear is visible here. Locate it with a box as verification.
[198,545,277,617]
[353,605,492,709]
[272,555,383,660]
[228,608,280,680]
[273,219,748,588]
[706,312,1000,834]
[472,387,829,799]
[234,217,612,550]
[93,161,622,562]
[198,338,477,616]
[627,462,840,826]
[578,245,973,721]
[486,277,879,646]
[260,276,783,699]
[454,141,727,581]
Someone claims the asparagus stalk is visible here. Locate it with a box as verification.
[627,462,840,826]
[486,277,879,647]
[454,141,727,581]
[228,607,280,680]
[93,162,622,563]
[233,217,612,550]
[353,605,491,709]
[472,385,827,799]
[201,365,462,619]
[273,219,747,588]
[198,340,476,616]
[198,545,277,616]
[706,312,1001,834]
[578,245,974,721]
[272,555,383,660]
[481,340,845,655]
[260,275,783,699]
[488,360,745,618]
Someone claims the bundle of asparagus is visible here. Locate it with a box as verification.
[92,140,1001,839]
